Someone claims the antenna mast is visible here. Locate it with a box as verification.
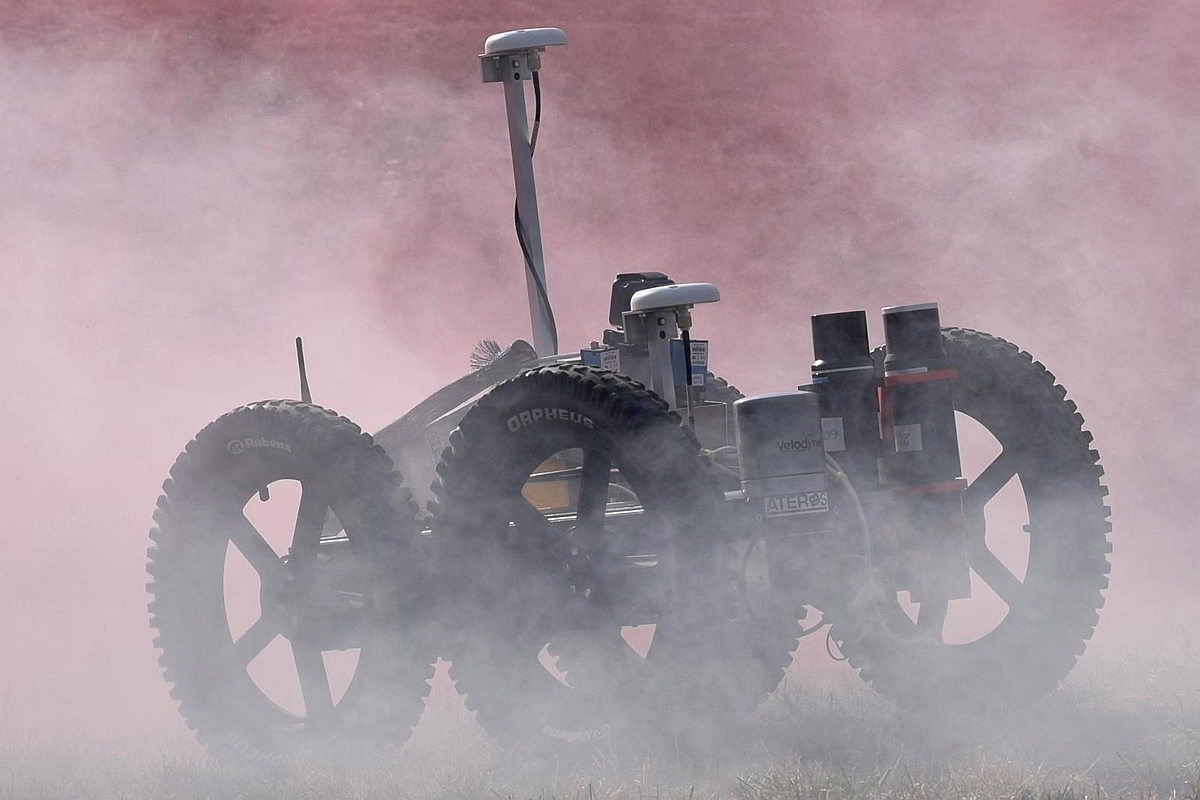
[480,27,567,358]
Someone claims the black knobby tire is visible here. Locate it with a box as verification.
[830,328,1112,708]
[147,400,433,757]
[702,373,743,403]
[433,365,786,747]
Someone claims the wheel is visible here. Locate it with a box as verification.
[701,372,743,403]
[433,365,788,747]
[146,400,433,756]
[829,327,1112,708]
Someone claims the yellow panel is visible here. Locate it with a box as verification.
[522,456,573,510]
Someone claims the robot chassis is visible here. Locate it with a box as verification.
[145,28,1112,754]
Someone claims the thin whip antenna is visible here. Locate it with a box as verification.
[295,337,312,404]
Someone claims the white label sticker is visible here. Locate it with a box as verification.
[689,340,708,386]
[821,417,846,452]
[764,490,829,517]
[600,348,621,372]
[894,423,923,452]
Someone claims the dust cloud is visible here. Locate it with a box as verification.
[0,0,1197,783]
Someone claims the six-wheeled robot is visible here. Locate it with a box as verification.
[146,28,1112,755]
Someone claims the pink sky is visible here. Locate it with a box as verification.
[1,1,1197,745]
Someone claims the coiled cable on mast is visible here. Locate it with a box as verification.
[514,71,558,355]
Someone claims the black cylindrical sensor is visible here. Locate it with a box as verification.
[812,310,872,371]
[883,302,946,372]
[879,303,961,490]
[810,310,880,491]
[879,302,970,601]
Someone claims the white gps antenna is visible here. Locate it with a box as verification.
[480,27,567,359]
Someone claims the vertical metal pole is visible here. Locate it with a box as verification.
[295,336,312,404]
[644,312,678,409]
[500,66,557,358]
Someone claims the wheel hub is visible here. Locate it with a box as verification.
[257,549,367,648]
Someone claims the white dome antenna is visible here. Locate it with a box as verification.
[483,27,566,55]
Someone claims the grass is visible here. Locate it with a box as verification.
[3,652,1200,799]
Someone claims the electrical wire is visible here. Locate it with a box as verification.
[531,71,542,153]
[825,453,908,642]
[826,453,875,570]
[514,71,557,355]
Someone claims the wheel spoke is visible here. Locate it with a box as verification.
[291,641,334,719]
[320,515,345,539]
[230,516,284,585]
[970,541,1024,607]
[509,495,551,535]
[916,598,948,641]
[963,450,1018,515]
[232,615,278,667]
[291,483,331,563]
[552,630,641,694]
[575,448,612,535]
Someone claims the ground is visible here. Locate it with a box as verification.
[4,651,1199,799]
